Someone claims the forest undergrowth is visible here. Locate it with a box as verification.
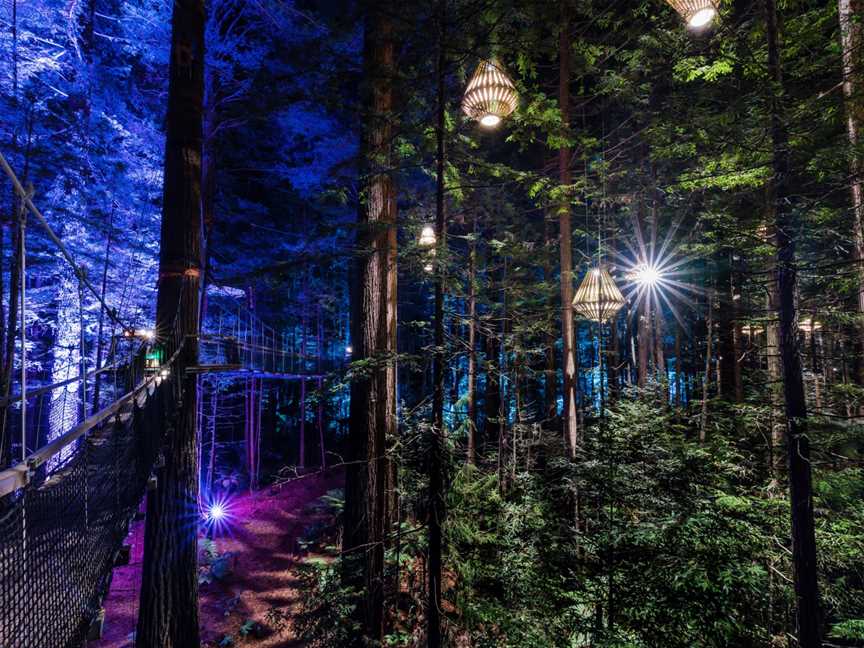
[297,393,864,648]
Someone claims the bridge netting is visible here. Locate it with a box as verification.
[0,151,326,647]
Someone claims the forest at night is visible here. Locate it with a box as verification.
[1,0,863,646]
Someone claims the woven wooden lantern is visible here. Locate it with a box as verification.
[665,0,718,27]
[462,59,519,128]
[572,268,626,322]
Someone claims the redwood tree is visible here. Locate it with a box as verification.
[558,0,579,458]
[136,0,205,643]
[764,0,823,643]
[343,1,396,642]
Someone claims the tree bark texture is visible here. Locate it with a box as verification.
[428,0,446,643]
[466,224,477,464]
[765,0,823,643]
[136,0,205,643]
[559,0,579,457]
[839,0,864,387]
[343,2,396,643]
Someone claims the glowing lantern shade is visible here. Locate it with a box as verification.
[740,324,764,336]
[419,225,437,247]
[798,318,822,333]
[572,268,626,322]
[462,59,518,127]
[665,0,718,27]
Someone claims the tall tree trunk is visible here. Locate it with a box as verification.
[764,0,823,643]
[558,1,579,458]
[428,0,446,642]
[649,194,665,386]
[484,323,501,456]
[544,214,557,420]
[342,2,395,643]
[674,323,682,407]
[466,222,477,464]
[839,0,864,386]
[638,301,650,387]
[317,303,326,469]
[699,290,713,443]
[653,310,665,384]
[718,255,736,401]
[136,0,204,644]
[765,220,784,477]
[1,111,31,466]
[498,259,509,492]
[299,377,306,469]
[732,301,744,403]
[299,297,307,469]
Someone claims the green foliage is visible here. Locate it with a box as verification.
[198,539,236,585]
[830,619,864,640]
[294,557,361,647]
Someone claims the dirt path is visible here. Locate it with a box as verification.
[92,469,343,648]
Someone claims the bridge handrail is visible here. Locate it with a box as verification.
[0,361,124,408]
[0,339,186,498]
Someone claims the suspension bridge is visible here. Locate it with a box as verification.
[0,153,333,647]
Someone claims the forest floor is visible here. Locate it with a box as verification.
[91,468,343,648]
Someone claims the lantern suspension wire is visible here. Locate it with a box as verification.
[572,119,626,323]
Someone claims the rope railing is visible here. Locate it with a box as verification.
[0,286,187,647]
[0,145,189,646]
[0,148,331,648]
[0,149,146,470]
[0,372,174,647]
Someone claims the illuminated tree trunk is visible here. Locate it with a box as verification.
[839,0,864,388]
[544,214,557,420]
[294,377,304,467]
[607,230,620,399]
[428,0,446,642]
[317,304,326,469]
[699,291,713,443]
[466,223,477,464]
[764,0,822,643]
[649,198,665,386]
[343,2,395,642]
[136,0,204,643]
[1,113,31,466]
[673,324,682,407]
[732,302,744,403]
[638,301,650,387]
[558,0,579,460]
[718,255,737,401]
[484,323,501,455]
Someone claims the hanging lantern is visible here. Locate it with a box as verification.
[462,59,519,128]
[740,324,765,336]
[665,0,718,28]
[798,318,822,333]
[419,225,437,247]
[572,268,626,322]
